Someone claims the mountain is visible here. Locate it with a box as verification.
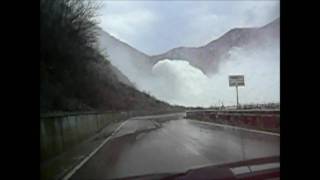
[97,18,279,76]
[40,42,173,112]
[109,63,134,87]
[150,18,280,74]
[95,28,154,87]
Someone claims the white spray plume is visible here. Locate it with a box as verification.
[97,27,279,107]
[140,45,279,107]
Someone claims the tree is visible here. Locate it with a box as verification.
[40,0,101,111]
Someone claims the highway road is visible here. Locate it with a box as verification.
[69,113,279,179]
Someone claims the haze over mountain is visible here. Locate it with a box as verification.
[96,18,280,107]
[96,27,154,88]
[97,18,279,75]
[150,18,279,74]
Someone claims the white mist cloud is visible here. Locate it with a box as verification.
[96,1,280,107]
[141,45,279,107]
[150,60,209,106]
[207,46,280,106]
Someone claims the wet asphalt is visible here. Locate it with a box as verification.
[70,113,279,180]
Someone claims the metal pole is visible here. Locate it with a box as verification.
[236,85,239,109]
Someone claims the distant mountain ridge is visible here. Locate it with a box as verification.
[150,18,279,74]
[97,17,279,76]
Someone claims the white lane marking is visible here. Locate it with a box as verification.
[187,119,280,137]
[62,120,128,180]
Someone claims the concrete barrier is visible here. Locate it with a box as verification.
[186,110,279,133]
[40,110,182,163]
[40,112,128,162]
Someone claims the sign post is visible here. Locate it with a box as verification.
[229,75,245,109]
[236,85,239,108]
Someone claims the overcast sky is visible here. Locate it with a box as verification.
[97,0,279,55]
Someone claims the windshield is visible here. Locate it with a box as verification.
[40,0,280,180]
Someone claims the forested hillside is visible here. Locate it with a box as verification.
[40,0,174,113]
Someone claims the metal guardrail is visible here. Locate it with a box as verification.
[186,109,280,115]
[40,110,184,119]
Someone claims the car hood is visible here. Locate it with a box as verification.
[111,156,280,180]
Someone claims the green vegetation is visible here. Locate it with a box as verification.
[40,0,177,113]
